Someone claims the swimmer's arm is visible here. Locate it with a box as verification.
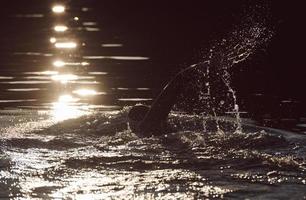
[138,63,206,133]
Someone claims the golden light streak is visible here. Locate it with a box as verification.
[53,60,65,67]
[54,25,68,32]
[51,74,78,84]
[52,5,65,14]
[72,89,97,96]
[55,42,77,49]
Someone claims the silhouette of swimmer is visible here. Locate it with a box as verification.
[128,63,206,136]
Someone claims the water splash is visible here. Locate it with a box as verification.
[183,6,274,133]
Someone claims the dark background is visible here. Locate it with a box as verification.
[80,1,306,119]
[66,0,305,101]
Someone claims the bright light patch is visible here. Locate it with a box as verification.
[23,71,58,75]
[51,95,86,122]
[0,99,37,103]
[50,37,57,43]
[52,5,65,14]
[88,72,108,75]
[58,94,78,103]
[55,42,77,49]
[7,88,41,92]
[53,60,65,67]
[81,62,90,66]
[52,61,89,67]
[54,25,68,32]
[51,74,78,84]
[73,89,98,96]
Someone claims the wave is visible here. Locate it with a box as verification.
[1,108,304,171]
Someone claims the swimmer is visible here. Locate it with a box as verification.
[128,63,207,137]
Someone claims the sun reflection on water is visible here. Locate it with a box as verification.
[54,25,68,32]
[53,60,90,67]
[51,94,87,122]
[51,74,78,84]
[58,94,79,103]
[24,71,58,75]
[50,37,57,43]
[53,60,65,67]
[81,62,90,66]
[72,89,105,96]
[73,89,97,96]
[52,5,65,14]
[55,42,77,49]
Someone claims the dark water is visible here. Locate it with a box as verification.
[1,1,306,199]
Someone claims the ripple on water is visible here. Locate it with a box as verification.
[1,110,306,199]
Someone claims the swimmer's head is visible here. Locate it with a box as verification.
[128,104,150,132]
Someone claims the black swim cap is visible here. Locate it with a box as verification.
[128,104,150,132]
[128,104,150,121]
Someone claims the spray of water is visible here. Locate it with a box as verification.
[183,6,273,133]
